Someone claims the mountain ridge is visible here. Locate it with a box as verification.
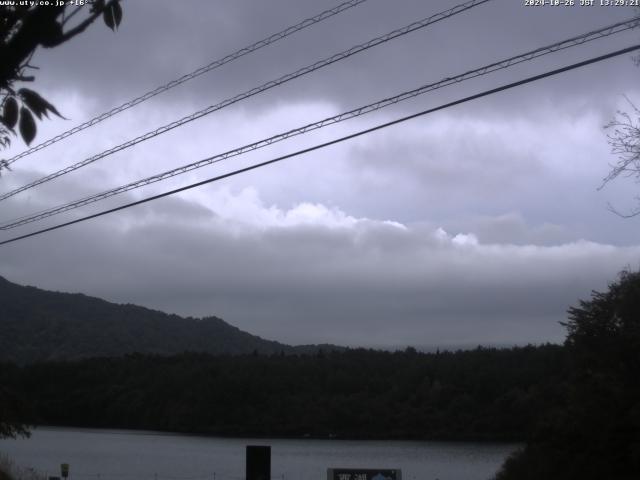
[0,275,338,364]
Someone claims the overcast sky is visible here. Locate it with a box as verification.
[1,0,639,348]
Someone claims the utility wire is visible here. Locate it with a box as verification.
[0,0,492,202]
[2,0,371,166]
[2,16,638,230]
[1,44,638,247]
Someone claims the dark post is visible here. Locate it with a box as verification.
[60,464,69,480]
[246,445,271,480]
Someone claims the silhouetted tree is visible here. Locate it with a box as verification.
[0,0,123,167]
[602,98,640,217]
[496,270,640,480]
[600,11,640,216]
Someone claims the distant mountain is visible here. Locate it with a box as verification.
[0,276,334,364]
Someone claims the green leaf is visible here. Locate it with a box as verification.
[2,97,18,129]
[19,107,36,145]
[18,88,64,119]
[103,1,123,31]
[112,1,123,28]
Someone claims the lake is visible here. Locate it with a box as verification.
[0,428,518,480]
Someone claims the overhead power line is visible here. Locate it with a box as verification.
[3,0,371,166]
[2,16,638,230]
[1,44,638,248]
[0,0,492,202]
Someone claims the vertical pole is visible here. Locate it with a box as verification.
[246,445,270,480]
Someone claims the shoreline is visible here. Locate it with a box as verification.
[5,425,523,445]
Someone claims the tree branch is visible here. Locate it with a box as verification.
[61,4,83,27]
[0,1,116,86]
[53,0,117,46]
[606,201,640,218]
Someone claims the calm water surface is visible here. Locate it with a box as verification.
[0,427,518,480]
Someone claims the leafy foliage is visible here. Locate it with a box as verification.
[0,1,123,154]
[496,270,640,480]
[18,88,64,120]
[0,90,63,146]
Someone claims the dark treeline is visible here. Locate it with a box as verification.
[1,344,567,441]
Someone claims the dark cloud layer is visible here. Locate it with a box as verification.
[32,0,640,112]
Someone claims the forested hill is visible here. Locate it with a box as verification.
[2,346,567,440]
[0,276,330,363]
